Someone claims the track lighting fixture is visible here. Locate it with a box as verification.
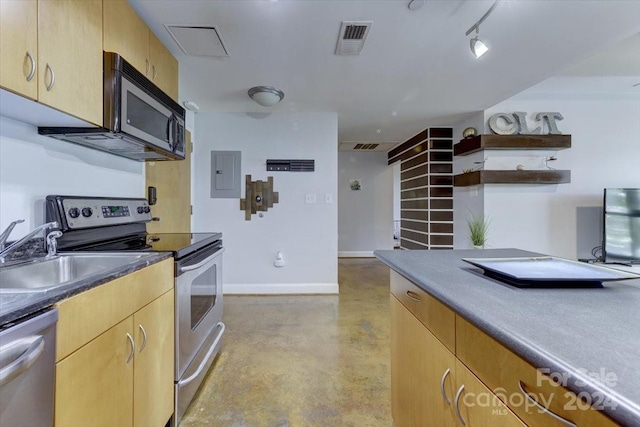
[469,28,489,58]
[465,0,500,59]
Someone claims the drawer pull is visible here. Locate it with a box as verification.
[406,290,422,302]
[440,368,452,405]
[518,381,577,427]
[454,384,466,425]
[125,333,135,364]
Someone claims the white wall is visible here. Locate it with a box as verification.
[453,111,485,248]
[453,94,640,258]
[192,112,338,294]
[338,151,393,256]
[0,116,144,236]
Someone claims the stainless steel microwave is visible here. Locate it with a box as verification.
[39,52,185,161]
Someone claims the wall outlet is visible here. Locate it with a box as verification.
[325,193,333,204]
[305,193,317,204]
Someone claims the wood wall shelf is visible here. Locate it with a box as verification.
[454,134,571,156]
[454,170,571,187]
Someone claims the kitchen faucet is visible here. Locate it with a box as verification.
[0,219,25,250]
[0,221,61,263]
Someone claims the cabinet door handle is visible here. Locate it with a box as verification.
[518,381,577,427]
[45,63,55,91]
[138,324,147,353]
[152,65,157,80]
[25,51,36,82]
[454,384,466,425]
[440,368,452,405]
[125,333,135,364]
[406,290,422,302]
[146,58,150,74]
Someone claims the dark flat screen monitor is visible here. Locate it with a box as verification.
[603,188,640,264]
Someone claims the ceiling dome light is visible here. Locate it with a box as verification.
[248,86,285,107]
[470,36,488,58]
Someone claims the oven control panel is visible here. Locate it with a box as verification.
[48,197,152,230]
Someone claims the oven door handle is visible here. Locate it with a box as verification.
[179,247,225,274]
[178,322,225,387]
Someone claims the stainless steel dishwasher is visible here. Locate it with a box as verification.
[0,308,58,426]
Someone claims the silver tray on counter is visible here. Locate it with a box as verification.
[461,256,640,288]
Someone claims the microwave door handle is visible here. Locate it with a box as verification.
[166,115,173,150]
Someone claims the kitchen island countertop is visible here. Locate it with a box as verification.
[374,248,640,426]
[0,252,171,326]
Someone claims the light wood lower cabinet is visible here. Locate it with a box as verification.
[391,295,456,427]
[54,260,174,427]
[133,291,175,427]
[390,271,619,427]
[391,296,523,427]
[55,317,135,427]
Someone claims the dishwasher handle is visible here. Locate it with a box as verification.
[0,335,45,387]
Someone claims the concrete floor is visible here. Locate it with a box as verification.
[179,258,393,427]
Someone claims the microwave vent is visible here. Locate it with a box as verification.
[166,25,230,57]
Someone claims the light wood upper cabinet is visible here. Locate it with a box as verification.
[149,30,179,101]
[103,0,179,101]
[38,0,103,126]
[146,131,192,233]
[0,0,38,99]
[55,317,135,427]
[133,291,175,427]
[103,0,149,75]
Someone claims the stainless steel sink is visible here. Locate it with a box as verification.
[0,253,155,293]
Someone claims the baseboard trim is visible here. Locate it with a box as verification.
[338,251,375,258]
[224,283,339,295]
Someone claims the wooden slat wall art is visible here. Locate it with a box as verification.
[396,127,454,250]
[240,175,279,220]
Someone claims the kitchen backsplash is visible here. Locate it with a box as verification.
[0,115,144,235]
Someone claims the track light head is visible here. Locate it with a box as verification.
[470,35,488,58]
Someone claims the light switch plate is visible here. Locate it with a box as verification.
[305,193,317,204]
[325,193,333,204]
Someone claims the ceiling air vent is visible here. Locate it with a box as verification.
[165,25,230,57]
[335,21,373,55]
[353,143,379,150]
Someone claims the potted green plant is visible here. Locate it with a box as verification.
[467,214,490,249]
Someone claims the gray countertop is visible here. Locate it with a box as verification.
[374,248,640,426]
[0,252,172,327]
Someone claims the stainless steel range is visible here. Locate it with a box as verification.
[45,195,224,425]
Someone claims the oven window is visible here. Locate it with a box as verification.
[127,92,169,142]
[190,264,217,330]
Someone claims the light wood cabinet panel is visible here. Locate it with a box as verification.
[149,30,179,101]
[133,291,175,427]
[103,0,149,75]
[37,0,103,125]
[456,316,618,427]
[390,270,455,352]
[146,131,192,233]
[455,360,526,427]
[55,259,172,362]
[0,0,38,99]
[391,296,456,427]
[55,317,134,427]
